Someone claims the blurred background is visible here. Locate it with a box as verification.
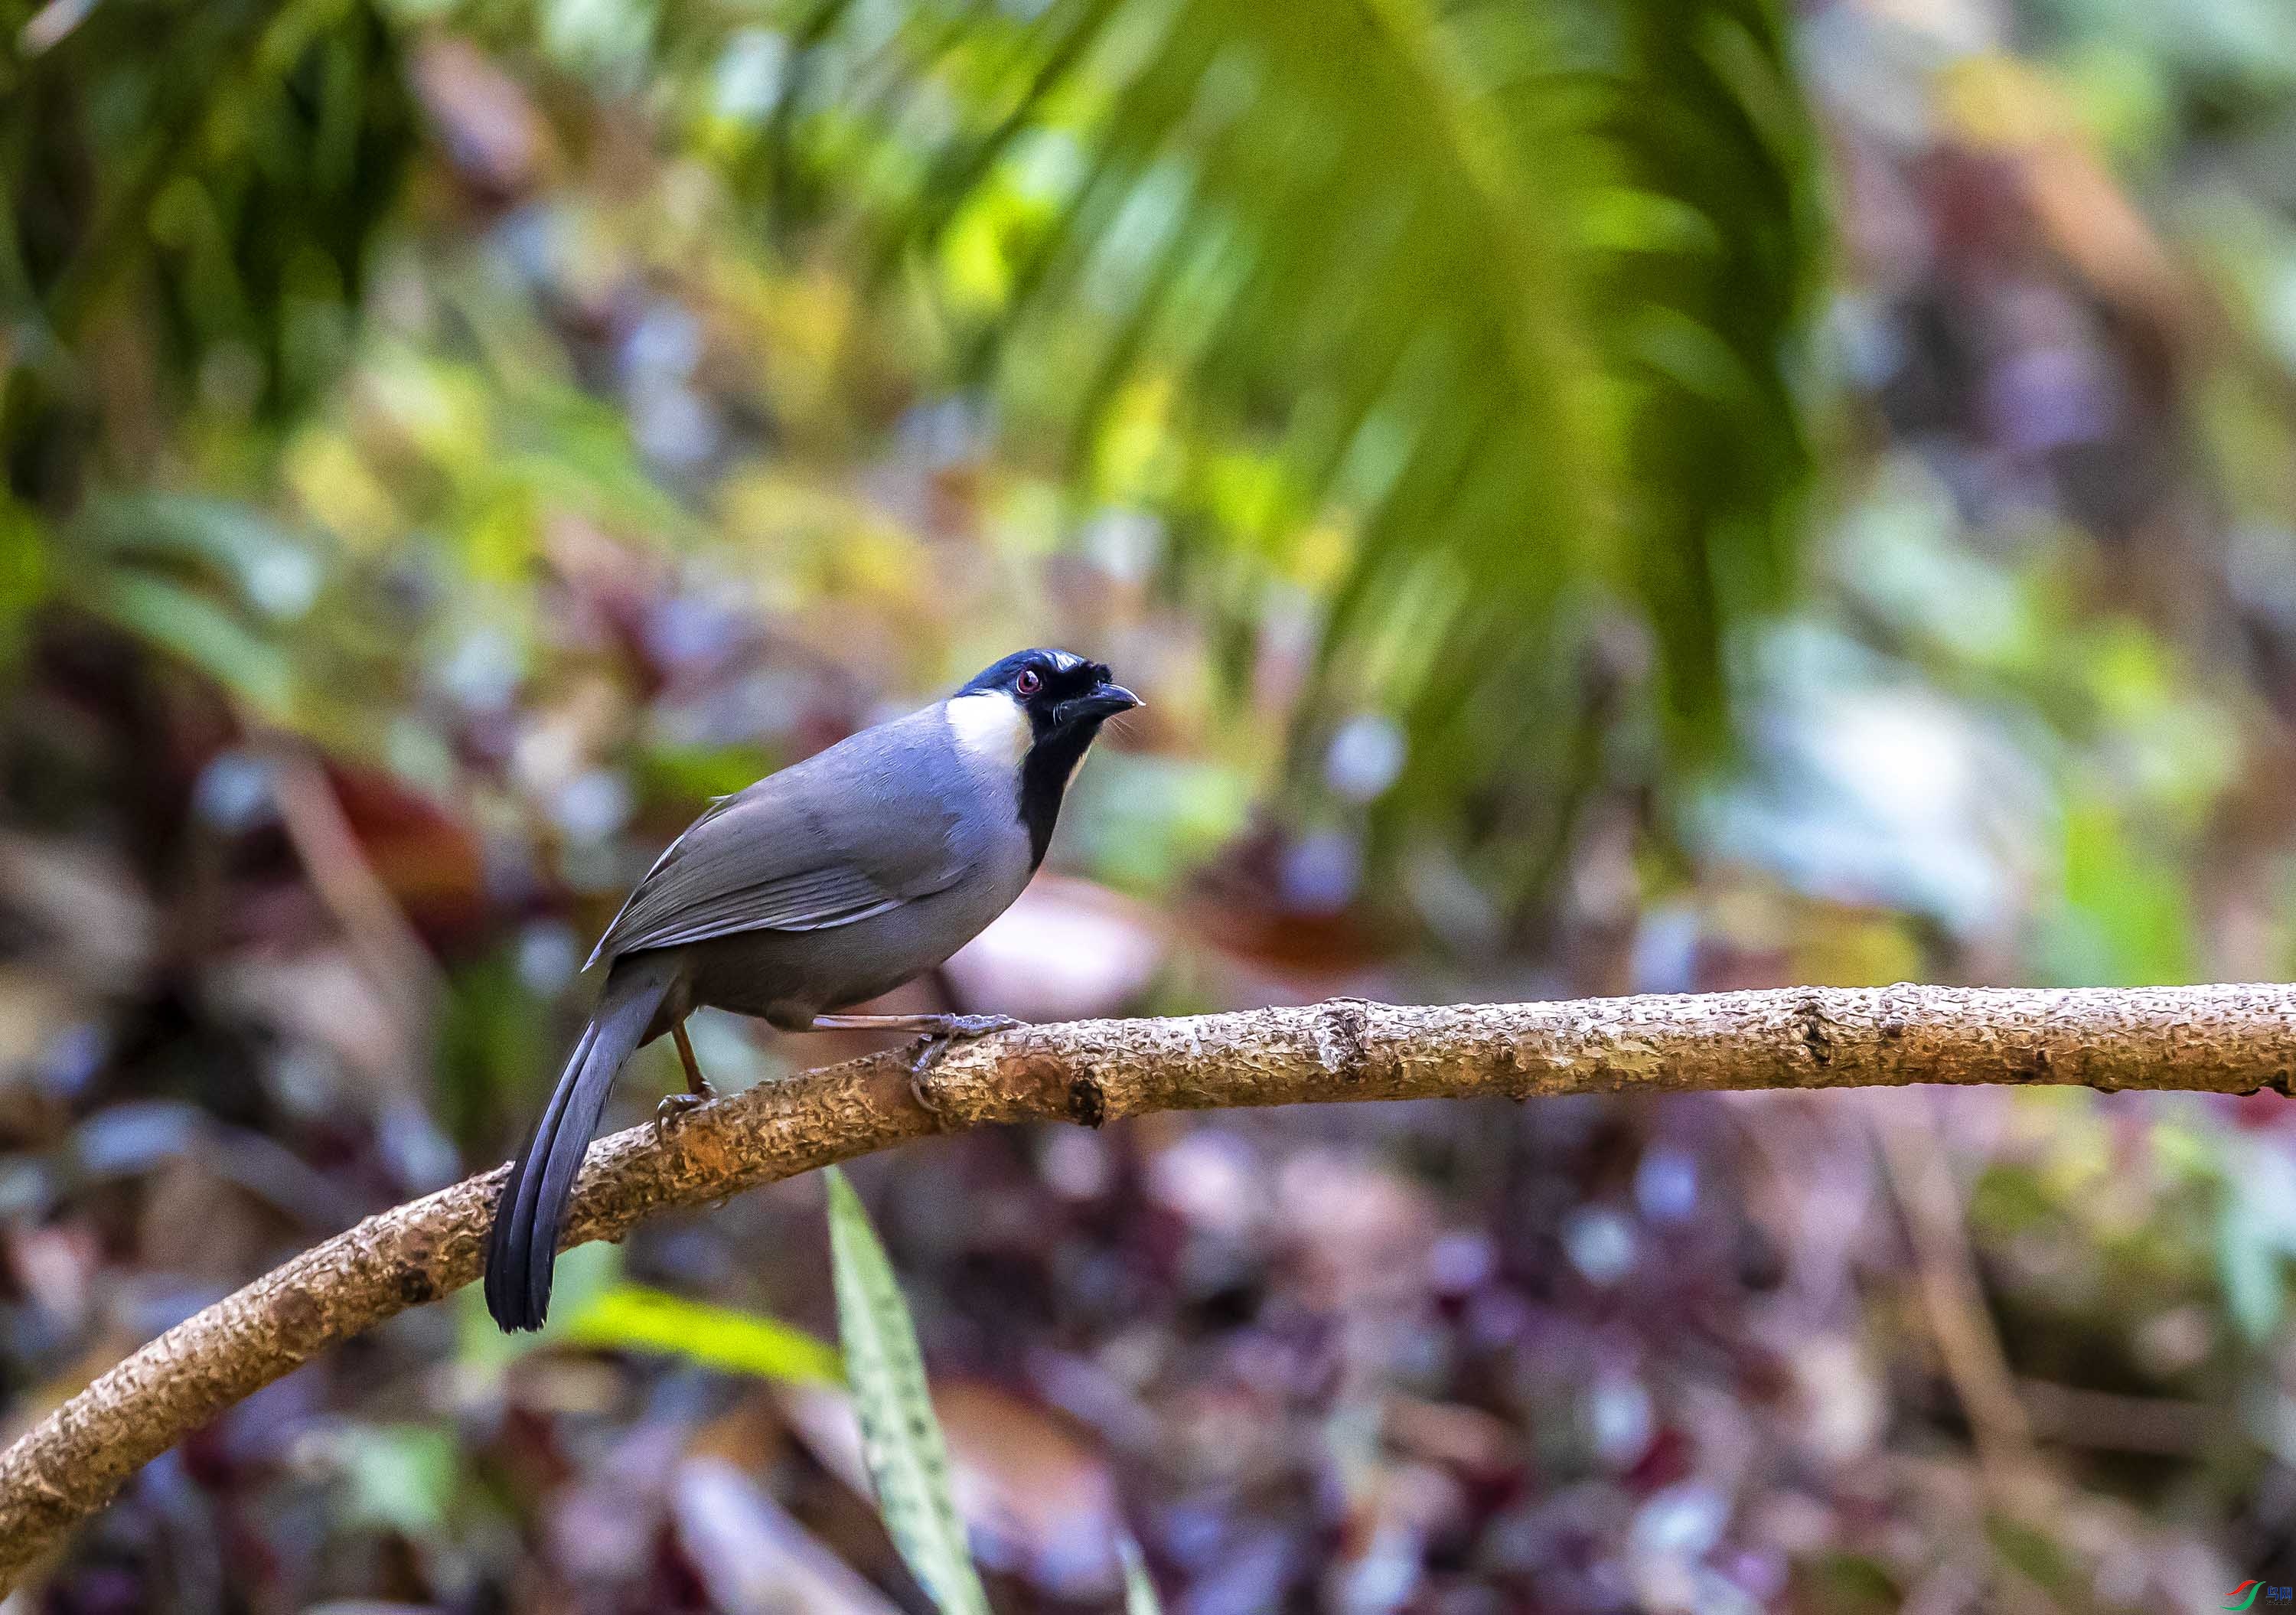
[6,0,2296,1607]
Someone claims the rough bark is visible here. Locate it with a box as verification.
[3,983,2293,1585]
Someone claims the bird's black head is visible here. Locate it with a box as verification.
[951,648,1140,866]
[958,648,1139,740]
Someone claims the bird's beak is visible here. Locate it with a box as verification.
[1055,682,1143,729]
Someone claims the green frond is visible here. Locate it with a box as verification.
[756,0,1822,896]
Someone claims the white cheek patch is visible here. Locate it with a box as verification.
[945,692,1031,766]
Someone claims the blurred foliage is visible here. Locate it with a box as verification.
[742,0,1819,840]
[0,0,413,491]
[1,0,1819,915]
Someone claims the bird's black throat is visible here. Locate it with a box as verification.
[1019,719,1105,868]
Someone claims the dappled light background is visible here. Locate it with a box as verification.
[6,0,2296,1607]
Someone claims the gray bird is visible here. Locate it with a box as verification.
[484,648,1140,1331]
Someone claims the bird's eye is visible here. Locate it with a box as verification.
[1015,668,1042,697]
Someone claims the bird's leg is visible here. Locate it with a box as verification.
[806,1013,1025,1114]
[654,1020,717,1133]
[674,1022,715,1098]
[807,1012,1023,1036]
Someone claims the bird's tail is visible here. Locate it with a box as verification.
[484,954,677,1332]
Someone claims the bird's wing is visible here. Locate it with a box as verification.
[585,710,973,966]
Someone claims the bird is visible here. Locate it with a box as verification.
[482,648,1141,1332]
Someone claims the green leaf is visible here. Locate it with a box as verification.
[0,498,52,661]
[561,1285,846,1386]
[335,1423,458,1538]
[2218,1136,2296,1343]
[80,493,324,619]
[1119,1534,1163,1615]
[90,572,296,717]
[823,1166,990,1615]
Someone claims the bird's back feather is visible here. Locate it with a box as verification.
[587,708,987,967]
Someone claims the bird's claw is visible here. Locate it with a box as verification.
[906,1014,1022,1115]
[908,1038,951,1116]
[654,1085,715,1137]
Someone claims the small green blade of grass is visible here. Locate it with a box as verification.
[823,1166,990,1615]
[1120,1534,1163,1614]
[560,1285,845,1386]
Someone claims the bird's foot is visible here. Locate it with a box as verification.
[928,1013,1023,1039]
[906,1014,1023,1115]
[654,1082,716,1137]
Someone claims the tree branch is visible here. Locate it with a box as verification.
[4,982,2293,1586]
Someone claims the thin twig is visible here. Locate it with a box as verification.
[254,736,445,1071]
[1871,1093,2048,1502]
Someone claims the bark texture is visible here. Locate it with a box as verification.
[3,982,2293,1585]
